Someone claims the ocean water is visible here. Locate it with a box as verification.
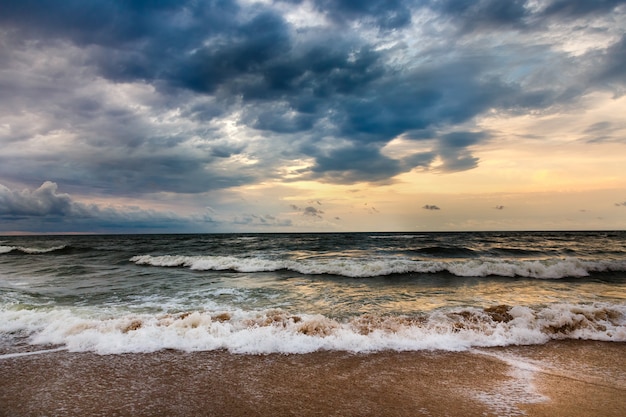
[1,231,625,355]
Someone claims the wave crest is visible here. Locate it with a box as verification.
[130,254,626,279]
[0,245,70,255]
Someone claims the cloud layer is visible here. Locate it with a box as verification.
[0,181,195,233]
[1,0,625,232]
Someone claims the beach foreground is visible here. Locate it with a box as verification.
[1,341,624,417]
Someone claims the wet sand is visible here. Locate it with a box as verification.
[1,341,624,417]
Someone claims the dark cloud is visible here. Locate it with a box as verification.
[279,0,413,29]
[423,205,441,210]
[581,121,624,143]
[0,0,206,49]
[616,202,626,207]
[0,181,75,217]
[307,144,403,184]
[439,131,486,148]
[232,213,292,227]
[0,145,254,196]
[435,131,487,172]
[584,122,613,134]
[310,0,413,29]
[539,0,626,18]
[433,0,529,32]
[173,11,292,95]
[0,182,198,233]
[303,206,324,218]
[290,204,324,219]
[595,34,626,88]
[432,0,626,33]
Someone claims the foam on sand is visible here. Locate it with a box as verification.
[0,341,624,417]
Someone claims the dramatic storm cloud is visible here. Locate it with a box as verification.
[0,181,194,233]
[1,0,625,232]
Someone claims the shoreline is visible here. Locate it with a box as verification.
[1,340,625,417]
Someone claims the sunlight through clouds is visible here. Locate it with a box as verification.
[0,0,625,233]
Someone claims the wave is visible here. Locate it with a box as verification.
[412,246,477,257]
[1,303,624,355]
[368,235,423,239]
[486,247,554,257]
[129,254,626,279]
[0,245,72,255]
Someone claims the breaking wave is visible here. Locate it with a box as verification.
[0,245,71,255]
[130,254,626,279]
[1,303,624,355]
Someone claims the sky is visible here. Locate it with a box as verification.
[1,0,625,234]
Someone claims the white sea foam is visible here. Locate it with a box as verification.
[130,254,626,279]
[1,303,624,355]
[469,351,548,416]
[0,246,14,254]
[0,347,67,360]
[0,245,67,254]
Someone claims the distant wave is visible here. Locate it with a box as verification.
[411,246,478,257]
[368,235,422,239]
[130,254,626,279]
[0,245,72,255]
[2,303,624,355]
[486,247,554,257]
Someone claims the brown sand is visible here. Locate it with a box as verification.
[0,341,624,417]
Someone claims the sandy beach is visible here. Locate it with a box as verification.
[1,340,624,417]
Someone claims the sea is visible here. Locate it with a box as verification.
[1,231,625,356]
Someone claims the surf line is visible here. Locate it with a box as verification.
[0,347,67,360]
